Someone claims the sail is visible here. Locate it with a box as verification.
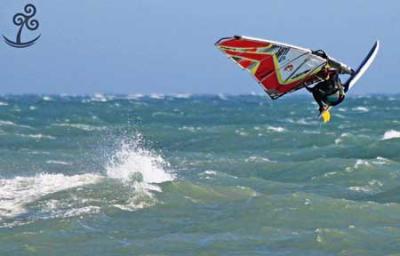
[216,35,328,99]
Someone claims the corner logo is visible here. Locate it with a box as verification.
[284,64,294,72]
[3,4,41,48]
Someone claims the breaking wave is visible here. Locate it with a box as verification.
[106,135,175,210]
[0,134,175,226]
[0,173,103,222]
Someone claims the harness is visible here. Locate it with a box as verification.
[315,68,346,106]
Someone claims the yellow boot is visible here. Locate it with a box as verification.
[321,110,331,123]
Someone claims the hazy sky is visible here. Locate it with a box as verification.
[0,0,398,95]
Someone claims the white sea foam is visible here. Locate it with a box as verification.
[348,180,383,193]
[0,134,175,224]
[106,139,174,185]
[199,170,217,180]
[235,129,248,136]
[150,94,165,100]
[46,160,72,166]
[91,93,108,102]
[0,121,33,129]
[106,136,175,211]
[173,93,191,99]
[40,198,101,220]
[42,96,53,101]
[372,156,390,165]
[286,118,318,125]
[348,186,372,193]
[17,133,56,140]
[334,133,351,145]
[0,120,16,126]
[0,173,103,221]
[56,206,101,219]
[204,170,217,176]
[28,151,51,155]
[382,130,400,140]
[352,106,369,112]
[267,126,286,132]
[0,102,8,106]
[245,156,274,163]
[54,123,106,131]
[354,159,371,169]
[179,126,202,132]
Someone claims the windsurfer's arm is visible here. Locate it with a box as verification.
[327,57,354,75]
[311,50,354,75]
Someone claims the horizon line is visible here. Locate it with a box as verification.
[0,92,399,98]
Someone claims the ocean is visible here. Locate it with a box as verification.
[0,94,400,255]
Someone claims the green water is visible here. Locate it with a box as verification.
[0,94,400,255]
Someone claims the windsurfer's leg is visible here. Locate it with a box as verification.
[312,91,325,112]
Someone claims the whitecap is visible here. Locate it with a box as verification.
[372,156,390,165]
[0,121,33,129]
[150,94,165,100]
[179,126,202,132]
[0,173,103,221]
[348,180,382,193]
[354,159,371,169]
[54,123,106,131]
[335,133,351,144]
[267,126,286,132]
[286,118,318,125]
[17,134,56,140]
[352,106,369,112]
[348,186,372,193]
[106,138,174,185]
[0,120,16,126]
[0,134,175,223]
[382,130,400,140]
[173,93,191,99]
[245,156,273,163]
[199,170,217,180]
[235,129,248,136]
[203,170,217,175]
[91,93,108,102]
[39,199,101,220]
[46,160,72,166]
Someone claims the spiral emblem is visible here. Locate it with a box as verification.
[3,4,41,48]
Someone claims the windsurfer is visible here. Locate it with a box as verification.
[306,50,354,113]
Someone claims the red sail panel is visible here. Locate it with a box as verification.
[216,36,327,99]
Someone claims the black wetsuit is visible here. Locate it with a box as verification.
[308,50,353,112]
[306,72,347,111]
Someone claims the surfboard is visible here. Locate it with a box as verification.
[345,41,380,91]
